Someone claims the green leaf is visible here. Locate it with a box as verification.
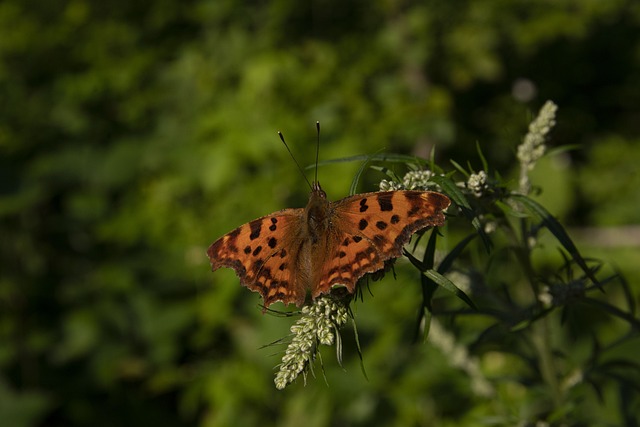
[423,224,439,270]
[417,306,432,343]
[431,174,492,252]
[349,155,373,195]
[430,175,468,209]
[511,193,599,286]
[351,316,369,381]
[509,307,554,332]
[314,153,427,169]
[495,200,530,218]
[369,165,402,183]
[580,297,640,329]
[476,141,489,172]
[438,233,477,274]
[405,248,476,310]
[335,325,344,367]
[423,269,477,310]
[449,159,470,178]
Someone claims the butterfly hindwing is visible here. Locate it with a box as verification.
[314,231,384,297]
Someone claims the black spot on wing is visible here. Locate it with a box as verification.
[249,220,262,240]
[378,193,393,211]
[226,228,241,246]
[404,192,423,202]
[405,192,426,217]
[408,205,421,217]
[375,221,387,230]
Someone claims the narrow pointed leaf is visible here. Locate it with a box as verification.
[423,269,476,310]
[511,193,599,286]
[431,174,492,252]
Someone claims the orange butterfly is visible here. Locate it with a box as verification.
[208,182,450,308]
[208,126,450,308]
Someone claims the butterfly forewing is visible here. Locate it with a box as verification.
[313,190,450,297]
[207,209,308,307]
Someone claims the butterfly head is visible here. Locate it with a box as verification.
[311,181,327,199]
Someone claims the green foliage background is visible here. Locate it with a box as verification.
[1,0,639,426]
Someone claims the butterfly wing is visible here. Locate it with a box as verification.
[312,190,450,298]
[207,209,307,307]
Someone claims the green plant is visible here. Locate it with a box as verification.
[271,101,639,425]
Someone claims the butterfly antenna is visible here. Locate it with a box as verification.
[278,131,313,190]
[315,121,320,185]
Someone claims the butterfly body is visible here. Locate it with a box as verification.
[208,182,450,308]
[304,183,329,244]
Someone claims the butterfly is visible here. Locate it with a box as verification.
[207,180,451,308]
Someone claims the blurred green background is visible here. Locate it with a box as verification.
[1,0,639,426]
